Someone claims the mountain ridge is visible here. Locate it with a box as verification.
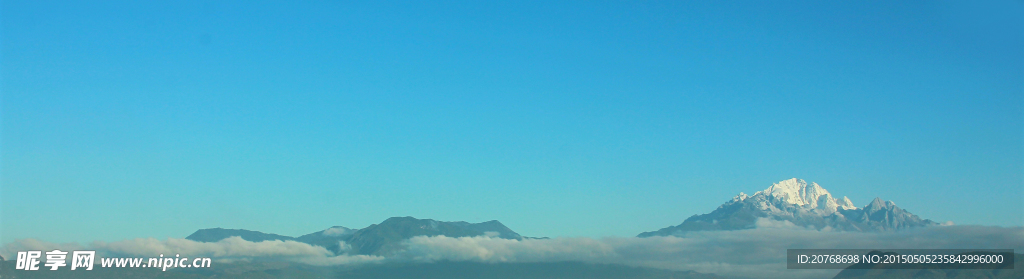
[186,228,296,243]
[639,178,939,237]
[186,217,525,256]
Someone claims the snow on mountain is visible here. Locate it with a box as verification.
[729,178,857,215]
[639,178,938,237]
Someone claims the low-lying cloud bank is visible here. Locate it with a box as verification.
[397,223,1023,278]
[3,222,1021,279]
[0,236,383,266]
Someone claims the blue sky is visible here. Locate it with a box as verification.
[2,1,1021,243]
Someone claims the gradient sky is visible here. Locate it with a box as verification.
[2,1,1022,244]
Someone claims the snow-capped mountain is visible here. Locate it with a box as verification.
[638,178,938,237]
[734,178,858,215]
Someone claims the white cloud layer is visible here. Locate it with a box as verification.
[2,223,1020,279]
[395,224,1024,279]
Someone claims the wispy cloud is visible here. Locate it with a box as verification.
[322,227,350,236]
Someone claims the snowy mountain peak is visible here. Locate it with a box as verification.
[732,192,749,202]
[749,178,855,212]
[638,178,938,237]
[838,196,857,210]
[865,197,898,210]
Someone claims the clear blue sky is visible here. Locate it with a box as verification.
[2,1,1021,243]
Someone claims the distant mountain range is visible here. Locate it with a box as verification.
[187,217,524,256]
[639,178,939,237]
[188,178,941,256]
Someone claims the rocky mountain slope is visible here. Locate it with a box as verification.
[187,217,523,256]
